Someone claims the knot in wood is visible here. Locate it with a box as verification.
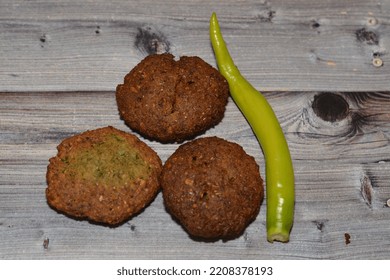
[312,93,350,122]
[355,28,379,45]
[135,26,170,55]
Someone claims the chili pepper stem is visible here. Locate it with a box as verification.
[210,12,295,243]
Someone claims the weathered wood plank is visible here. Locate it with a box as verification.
[1,0,390,260]
[0,0,389,92]
[1,91,389,259]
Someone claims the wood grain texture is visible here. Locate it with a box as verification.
[0,0,389,92]
[1,91,389,259]
[1,0,390,260]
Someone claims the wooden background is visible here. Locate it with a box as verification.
[1,0,389,259]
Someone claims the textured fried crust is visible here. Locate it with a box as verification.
[116,53,229,143]
[161,137,264,239]
[46,126,162,225]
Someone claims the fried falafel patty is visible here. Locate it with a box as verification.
[161,137,264,239]
[46,126,162,225]
[116,53,229,143]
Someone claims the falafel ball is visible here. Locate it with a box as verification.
[116,53,229,143]
[161,136,264,240]
[46,126,162,225]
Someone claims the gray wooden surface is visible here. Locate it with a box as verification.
[1,0,389,259]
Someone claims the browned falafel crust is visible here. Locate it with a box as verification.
[116,53,229,143]
[161,137,264,239]
[46,126,162,225]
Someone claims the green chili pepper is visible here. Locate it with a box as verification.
[209,12,294,243]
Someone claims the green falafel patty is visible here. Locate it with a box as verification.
[46,126,162,225]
